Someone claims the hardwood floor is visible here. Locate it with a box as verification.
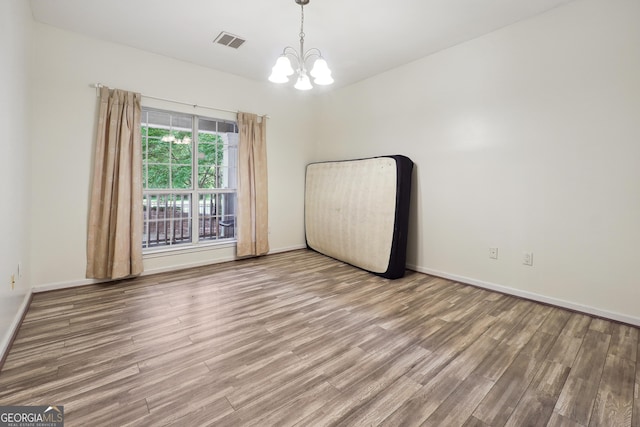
[0,249,638,426]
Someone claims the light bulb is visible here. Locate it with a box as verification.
[269,68,289,84]
[310,58,331,78]
[294,72,313,91]
[273,55,294,76]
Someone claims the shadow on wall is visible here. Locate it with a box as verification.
[406,165,420,268]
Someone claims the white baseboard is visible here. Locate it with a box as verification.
[142,255,238,276]
[269,244,307,254]
[32,245,309,294]
[143,244,307,275]
[31,259,238,293]
[33,278,105,293]
[407,263,640,327]
[30,252,640,327]
[0,290,33,364]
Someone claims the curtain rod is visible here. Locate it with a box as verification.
[90,83,269,119]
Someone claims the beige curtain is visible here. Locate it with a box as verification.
[236,112,269,257]
[86,86,143,279]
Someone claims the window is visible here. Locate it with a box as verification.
[141,108,238,250]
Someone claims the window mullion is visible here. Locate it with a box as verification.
[192,116,199,244]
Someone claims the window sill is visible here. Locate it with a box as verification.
[143,240,236,259]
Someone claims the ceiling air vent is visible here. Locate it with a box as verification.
[214,32,246,49]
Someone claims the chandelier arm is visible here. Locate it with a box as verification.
[281,46,303,70]
[302,47,323,64]
[282,46,301,60]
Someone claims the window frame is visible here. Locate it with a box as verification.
[141,107,239,253]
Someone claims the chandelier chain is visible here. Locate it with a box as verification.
[299,4,305,44]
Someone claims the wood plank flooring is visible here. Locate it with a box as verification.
[0,249,638,426]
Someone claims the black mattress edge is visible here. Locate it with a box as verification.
[381,155,414,279]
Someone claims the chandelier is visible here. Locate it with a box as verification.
[268,0,334,90]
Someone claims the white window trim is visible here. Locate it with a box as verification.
[141,107,238,253]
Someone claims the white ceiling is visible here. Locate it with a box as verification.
[29,0,576,89]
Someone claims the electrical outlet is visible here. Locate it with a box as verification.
[523,252,534,266]
[489,247,498,259]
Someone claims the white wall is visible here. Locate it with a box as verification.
[29,23,316,289]
[0,0,32,355]
[315,0,640,322]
